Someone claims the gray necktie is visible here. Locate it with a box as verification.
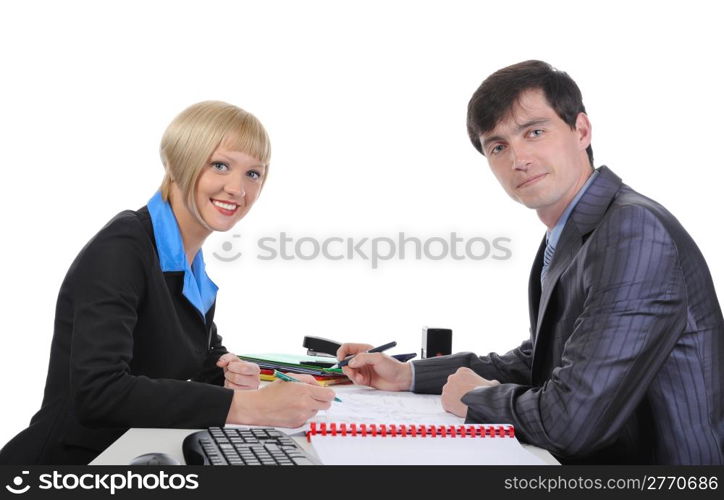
[541,239,555,285]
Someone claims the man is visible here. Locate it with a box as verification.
[339,60,724,464]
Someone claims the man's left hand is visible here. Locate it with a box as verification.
[441,367,500,417]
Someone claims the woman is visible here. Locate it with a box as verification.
[0,101,335,464]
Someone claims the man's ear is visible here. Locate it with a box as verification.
[575,112,592,151]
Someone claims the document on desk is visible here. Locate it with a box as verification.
[302,387,546,465]
[313,386,463,425]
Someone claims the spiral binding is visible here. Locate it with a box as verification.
[307,422,514,440]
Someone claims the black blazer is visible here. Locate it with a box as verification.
[413,167,724,464]
[0,206,234,464]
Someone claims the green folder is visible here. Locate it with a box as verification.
[238,353,344,375]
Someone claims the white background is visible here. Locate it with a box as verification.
[1,0,722,449]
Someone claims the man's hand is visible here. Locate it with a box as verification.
[336,343,412,392]
[216,353,260,390]
[441,367,500,417]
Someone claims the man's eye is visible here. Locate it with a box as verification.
[529,129,544,137]
[211,162,229,172]
[490,144,505,155]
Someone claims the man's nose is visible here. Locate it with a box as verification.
[510,143,533,170]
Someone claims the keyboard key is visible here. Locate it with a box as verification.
[291,457,316,466]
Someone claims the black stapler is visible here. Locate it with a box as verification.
[303,335,341,357]
[302,336,342,367]
[302,335,417,366]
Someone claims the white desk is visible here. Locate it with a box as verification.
[91,427,559,465]
[91,386,559,465]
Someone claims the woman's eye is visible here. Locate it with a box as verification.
[211,162,229,172]
[247,170,261,180]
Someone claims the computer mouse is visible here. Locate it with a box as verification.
[129,452,181,466]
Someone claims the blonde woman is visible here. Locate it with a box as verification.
[0,101,335,464]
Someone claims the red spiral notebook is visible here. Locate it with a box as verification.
[306,422,545,465]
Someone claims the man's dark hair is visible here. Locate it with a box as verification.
[467,60,594,166]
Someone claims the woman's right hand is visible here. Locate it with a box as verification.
[226,379,335,428]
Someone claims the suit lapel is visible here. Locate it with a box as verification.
[528,236,546,339]
[535,222,583,333]
[531,167,624,359]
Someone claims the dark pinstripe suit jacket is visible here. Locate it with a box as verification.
[413,166,724,464]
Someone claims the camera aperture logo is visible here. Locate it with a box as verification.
[5,471,30,494]
[214,231,513,268]
[4,470,199,495]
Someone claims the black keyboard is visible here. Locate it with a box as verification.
[182,427,318,465]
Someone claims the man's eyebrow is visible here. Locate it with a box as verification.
[481,118,551,151]
[481,134,504,151]
[516,118,550,132]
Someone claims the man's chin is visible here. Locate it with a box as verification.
[517,197,546,210]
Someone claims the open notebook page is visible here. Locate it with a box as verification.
[303,387,546,465]
[312,386,464,426]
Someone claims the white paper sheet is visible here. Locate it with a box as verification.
[313,386,465,426]
[303,386,546,465]
[309,431,546,465]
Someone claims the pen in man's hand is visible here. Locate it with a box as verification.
[273,370,342,402]
[332,341,398,369]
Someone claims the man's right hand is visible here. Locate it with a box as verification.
[336,343,413,392]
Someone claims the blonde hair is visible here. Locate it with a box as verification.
[159,100,271,226]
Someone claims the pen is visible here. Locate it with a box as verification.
[332,341,398,369]
[273,370,342,402]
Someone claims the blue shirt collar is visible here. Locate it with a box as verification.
[546,169,600,250]
[147,191,218,318]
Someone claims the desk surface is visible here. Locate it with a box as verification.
[90,385,560,465]
[91,384,559,465]
[91,427,559,465]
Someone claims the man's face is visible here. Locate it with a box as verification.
[479,89,592,227]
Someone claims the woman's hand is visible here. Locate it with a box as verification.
[216,353,261,390]
[226,379,336,428]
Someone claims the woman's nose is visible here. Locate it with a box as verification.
[224,173,246,198]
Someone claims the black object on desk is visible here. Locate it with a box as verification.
[303,335,342,357]
[183,427,317,465]
[421,327,452,358]
[303,336,416,365]
[129,452,180,466]
[392,352,417,362]
[301,359,337,368]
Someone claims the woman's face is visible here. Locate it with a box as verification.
[194,143,266,232]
